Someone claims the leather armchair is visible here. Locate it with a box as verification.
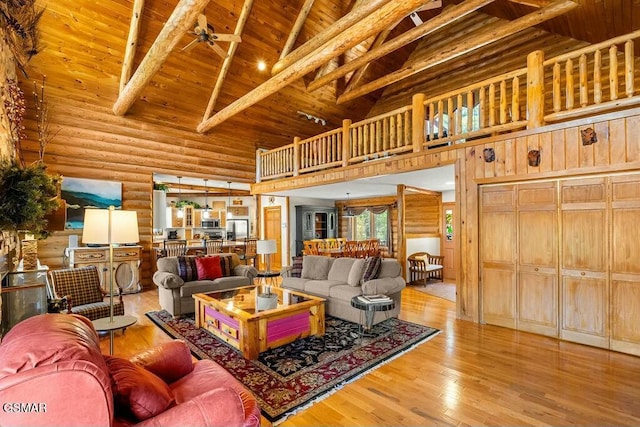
[0,314,261,427]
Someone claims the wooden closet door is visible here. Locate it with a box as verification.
[560,177,609,348]
[610,175,640,356]
[480,185,517,328]
[517,182,558,337]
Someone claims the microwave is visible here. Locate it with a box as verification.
[201,219,220,228]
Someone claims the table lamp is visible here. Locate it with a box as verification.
[82,206,139,322]
[257,239,277,275]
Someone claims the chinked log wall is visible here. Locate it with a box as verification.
[254,31,640,322]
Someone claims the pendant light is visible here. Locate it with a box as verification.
[176,176,184,218]
[343,192,355,217]
[202,179,210,219]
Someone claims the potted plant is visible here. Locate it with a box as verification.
[0,160,61,239]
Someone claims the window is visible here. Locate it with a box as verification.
[349,209,389,246]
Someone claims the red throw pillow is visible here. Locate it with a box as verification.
[195,255,223,280]
[104,356,175,421]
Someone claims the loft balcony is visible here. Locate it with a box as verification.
[253,30,640,194]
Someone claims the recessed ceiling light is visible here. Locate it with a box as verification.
[257,60,266,71]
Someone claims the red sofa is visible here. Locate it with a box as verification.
[0,314,261,427]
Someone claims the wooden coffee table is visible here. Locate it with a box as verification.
[193,285,325,359]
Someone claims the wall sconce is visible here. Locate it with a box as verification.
[581,127,597,145]
[483,148,495,163]
[528,149,541,167]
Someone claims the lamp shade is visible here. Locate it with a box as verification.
[82,208,140,244]
[256,239,277,255]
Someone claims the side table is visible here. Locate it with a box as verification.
[350,296,395,339]
[92,315,137,355]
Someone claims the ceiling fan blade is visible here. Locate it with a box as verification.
[208,42,227,59]
[182,38,199,52]
[211,33,242,43]
[197,14,207,31]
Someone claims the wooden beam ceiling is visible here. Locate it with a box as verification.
[278,0,316,61]
[113,0,211,116]
[307,0,494,93]
[197,0,437,133]
[337,0,578,104]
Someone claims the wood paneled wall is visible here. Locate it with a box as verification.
[404,192,441,238]
[456,108,640,322]
[15,3,259,288]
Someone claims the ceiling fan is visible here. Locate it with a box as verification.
[181,13,241,58]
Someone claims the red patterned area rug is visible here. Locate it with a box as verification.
[146,310,440,424]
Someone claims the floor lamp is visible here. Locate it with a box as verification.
[82,206,139,323]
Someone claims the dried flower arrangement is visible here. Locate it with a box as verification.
[3,79,27,167]
[0,0,44,77]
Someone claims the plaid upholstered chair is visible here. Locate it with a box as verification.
[49,265,124,321]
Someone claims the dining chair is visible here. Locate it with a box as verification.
[343,240,358,257]
[204,239,223,254]
[237,238,257,266]
[367,239,381,257]
[163,240,187,257]
[303,240,320,255]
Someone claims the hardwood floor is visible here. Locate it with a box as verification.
[111,287,640,426]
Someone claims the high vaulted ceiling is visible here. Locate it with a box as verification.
[36,0,640,153]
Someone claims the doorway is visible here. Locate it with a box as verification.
[441,202,457,280]
[263,206,282,271]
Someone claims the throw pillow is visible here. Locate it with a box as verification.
[220,255,234,277]
[361,256,382,283]
[104,356,175,421]
[195,255,223,280]
[347,258,366,286]
[177,256,198,282]
[290,256,303,278]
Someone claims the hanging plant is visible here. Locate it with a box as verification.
[154,182,170,192]
[0,160,61,238]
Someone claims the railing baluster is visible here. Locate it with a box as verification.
[610,45,619,101]
[512,76,520,121]
[565,58,574,110]
[500,80,507,125]
[594,49,602,104]
[467,91,473,130]
[625,40,634,97]
[489,83,496,127]
[579,54,588,107]
[479,86,486,128]
[553,62,561,112]
[447,97,454,137]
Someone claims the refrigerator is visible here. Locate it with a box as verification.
[226,219,249,241]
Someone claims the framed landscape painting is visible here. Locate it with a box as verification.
[61,177,122,229]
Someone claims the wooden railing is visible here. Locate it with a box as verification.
[543,29,640,122]
[420,68,528,149]
[348,105,413,163]
[257,31,640,182]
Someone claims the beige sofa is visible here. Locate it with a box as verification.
[153,253,257,316]
[281,255,405,326]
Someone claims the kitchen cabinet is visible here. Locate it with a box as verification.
[295,206,338,255]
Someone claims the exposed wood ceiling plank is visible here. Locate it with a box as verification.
[112,0,211,116]
[278,0,316,61]
[270,0,390,75]
[337,0,578,104]
[308,0,494,93]
[202,0,254,121]
[197,0,435,133]
[119,0,145,93]
[507,0,553,6]
[344,22,399,92]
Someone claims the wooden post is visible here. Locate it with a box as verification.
[397,184,406,277]
[256,149,263,183]
[342,119,351,167]
[293,137,301,176]
[527,50,545,129]
[412,93,426,152]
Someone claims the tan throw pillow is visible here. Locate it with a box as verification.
[301,255,333,280]
[347,259,366,286]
